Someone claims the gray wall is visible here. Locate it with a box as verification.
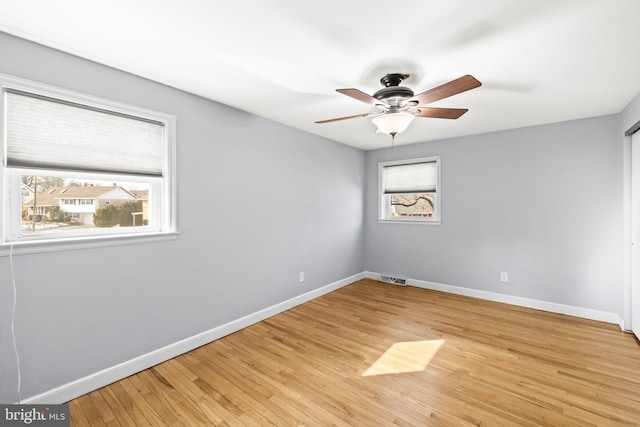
[0,33,365,402]
[364,115,623,314]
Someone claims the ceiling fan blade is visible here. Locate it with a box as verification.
[336,88,382,106]
[415,107,469,119]
[315,112,372,124]
[412,74,481,106]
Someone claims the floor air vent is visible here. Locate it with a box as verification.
[380,274,407,286]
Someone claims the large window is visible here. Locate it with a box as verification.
[1,74,177,254]
[378,156,441,224]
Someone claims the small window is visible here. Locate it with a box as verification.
[378,156,441,224]
[0,73,177,253]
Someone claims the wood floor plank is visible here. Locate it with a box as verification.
[68,279,640,426]
[115,379,163,426]
[97,387,140,427]
[68,399,93,426]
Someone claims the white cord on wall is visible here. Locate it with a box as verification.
[9,241,22,404]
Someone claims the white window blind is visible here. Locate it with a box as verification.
[6,91,164,176]
[383,161,437,194]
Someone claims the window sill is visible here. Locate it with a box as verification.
[378,219,442,225]
[0,231,179,256]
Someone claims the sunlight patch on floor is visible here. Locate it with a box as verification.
[363,339,445,376]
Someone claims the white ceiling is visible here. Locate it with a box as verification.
[1,0,639,150]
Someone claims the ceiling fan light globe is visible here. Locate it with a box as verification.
[372,112,415,135]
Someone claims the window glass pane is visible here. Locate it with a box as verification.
[21,175,150,235]
[390,193,435,218]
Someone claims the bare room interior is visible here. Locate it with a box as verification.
[1,1,640,425]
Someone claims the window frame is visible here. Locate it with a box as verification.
[378,156,442,224]
[0,73,178,256]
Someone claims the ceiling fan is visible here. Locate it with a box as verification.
[315,73,481,138]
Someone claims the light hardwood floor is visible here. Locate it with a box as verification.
[68,279,640,426]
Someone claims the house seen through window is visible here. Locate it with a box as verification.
[21,176,150,233]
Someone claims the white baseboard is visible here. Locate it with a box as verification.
[24,272,365,404]
[364,271,623,326]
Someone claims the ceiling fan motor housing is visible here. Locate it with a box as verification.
[373,73,414,107]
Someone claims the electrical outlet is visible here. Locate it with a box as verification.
[299,271,305,282]
[500,272,509,282]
